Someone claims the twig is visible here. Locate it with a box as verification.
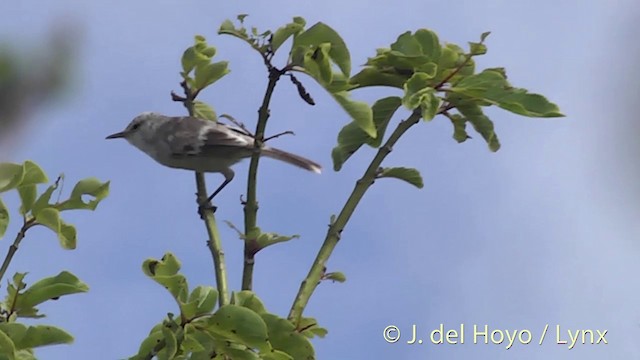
[264,130,294,143]
[0,218,37,284]
[220,114,252,136]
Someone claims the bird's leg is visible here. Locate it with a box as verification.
[196,193,217,219]
[197,169,234,217]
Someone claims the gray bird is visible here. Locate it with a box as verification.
[106,112,321,205]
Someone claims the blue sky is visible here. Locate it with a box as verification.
[1,1,639,359]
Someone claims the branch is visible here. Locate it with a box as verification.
[172,83,229,307]
[242,66,284,291]
[288,109,424,324]
[0,218,37,284]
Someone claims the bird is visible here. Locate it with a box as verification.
[106,112,321,208]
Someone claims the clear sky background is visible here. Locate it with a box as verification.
[1,1,639,359]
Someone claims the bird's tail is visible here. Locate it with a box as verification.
[263,147,322,174]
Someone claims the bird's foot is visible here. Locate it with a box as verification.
[197,200,217,219]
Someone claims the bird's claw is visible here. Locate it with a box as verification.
[197,201,217,219]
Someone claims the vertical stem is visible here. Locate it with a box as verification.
[195,172,229,306]
[181,85,229,306]
[242,69,281,290]
[288,111,422,324]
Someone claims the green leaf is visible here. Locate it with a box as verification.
[216,344,260,360]
[349,67,408,90]
[256,232,299,249]
[56,178,109,211]
[302,43,333,85]
[157,327,178,360]
[378,167,424,188]
[34,208,76,249]
[261,350,294,360]
[218,19,251,44]
[403,72,434,109]
[447,113,471,143]
[5,273,27,316]
[142,253,188,303]
[323,272,346,283]
[414,29,441,61]
[20,161,48,186]
[391,31,422,56]
[131,325,163,359]
[261,314,315,360]
[469,42,487,56]
[403,73,441,120]
[453,99,501,151]
[0,198,8,239]
[0,163,24,193]
[17,185,36,215]
[450,69,564,117]
[193,101,217,121]
[182,324,211,353]
[435,44,475,85]
[205,305,269,352]
[15,271,88,310]
[0,323,73,350]
[330,91,375,137]
[237,14,249,23]
[232,291,267,314]
[298,317,328,339]
[0,329,16,360]
[15,161,49,214]
[15,350,35,360]
[194,61,230,91]
[331,97,402,171]
[270,21,305,52]
[293,22,351,77]
[31,179,60,216]
[179,286,218,320]
[181,46,210,75]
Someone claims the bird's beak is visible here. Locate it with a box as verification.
[105,131,126,140]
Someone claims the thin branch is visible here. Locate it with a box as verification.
[0,218,37,284]
[242,63,285,291]
[264,130,294,143]
[172,83,229,307]
[220,114,252,136]
[288,109,426,325]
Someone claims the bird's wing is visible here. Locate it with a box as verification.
[167,117,253,157]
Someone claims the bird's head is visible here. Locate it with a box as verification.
[106,112,166,149]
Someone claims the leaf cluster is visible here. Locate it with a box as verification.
[130,253,326,360]
[0,160,108,359]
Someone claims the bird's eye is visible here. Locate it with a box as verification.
[131,123,141,131]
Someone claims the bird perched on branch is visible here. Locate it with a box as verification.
[106,112,321,207]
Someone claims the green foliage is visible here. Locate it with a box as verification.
[224,221,300,252]
[331,28,562,172]
[133,253,325,360]
[192,101,217,121]
[331,97,402,171]
[378,167,424,189]
[0,272,86,359]
[0,161,109,249]
[0,160,107,357]
[216,18,561,173]
[130,14,563,360]
[179,35,229,123]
